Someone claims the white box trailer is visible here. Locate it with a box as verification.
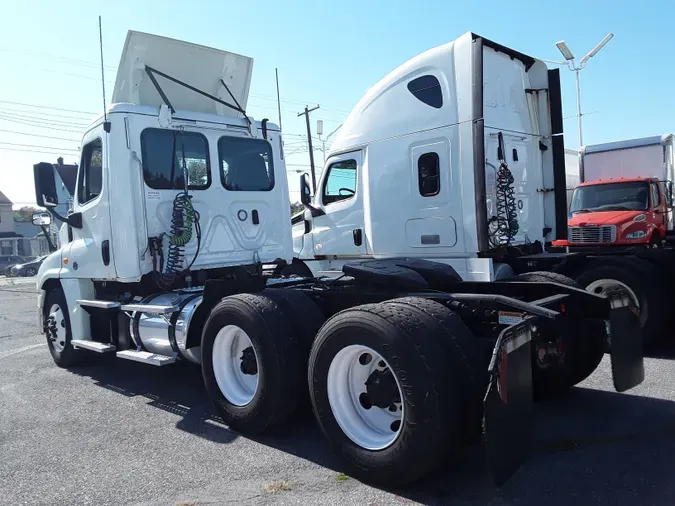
[580,134,675,183]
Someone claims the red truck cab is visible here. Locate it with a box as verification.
[553,176,671,248]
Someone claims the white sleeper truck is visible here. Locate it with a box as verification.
[33,31,643,488]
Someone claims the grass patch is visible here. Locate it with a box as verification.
[336,472,350,482]
[264,481,294,493]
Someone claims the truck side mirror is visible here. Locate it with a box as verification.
[33,163,59,208]
[32,212,51,227]
[300,174,312,206]
[299,173,325,218]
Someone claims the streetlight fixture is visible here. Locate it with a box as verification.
[553,33,614,147]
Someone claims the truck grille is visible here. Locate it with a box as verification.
[569,225,616,243]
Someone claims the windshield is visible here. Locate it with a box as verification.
[570,181,650,213]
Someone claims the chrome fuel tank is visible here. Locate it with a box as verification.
[129,289,204,364]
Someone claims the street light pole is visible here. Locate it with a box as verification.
[554,33,614,148]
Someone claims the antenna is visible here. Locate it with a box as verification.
[275,68,282,130]
[98,16,110,133]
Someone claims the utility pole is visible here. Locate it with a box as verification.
[298,105,319,193]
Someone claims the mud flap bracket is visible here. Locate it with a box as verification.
[483,318,534,487]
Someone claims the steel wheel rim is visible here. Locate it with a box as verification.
[586,279,640,310]
[327,344,404,451]
[47,303,66,353]
[212,325,259,407]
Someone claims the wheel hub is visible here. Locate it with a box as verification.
[239,346,258,375]
[364,369,400,409]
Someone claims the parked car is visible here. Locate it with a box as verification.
[8,255,47,277]
[0,255,30,275]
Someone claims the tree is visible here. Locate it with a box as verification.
[13,206,43,223]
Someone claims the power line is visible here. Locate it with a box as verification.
[0,115,84,133]
[0,111,90,128]
[0,101,96,116]
[0,106,96,121]
[0,147,80,156]
[0,46,117,70]
[0,141,80,152]
[0,129,80,142]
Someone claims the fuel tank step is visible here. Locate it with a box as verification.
[116,350,176,366]
[71,340,116,353]
[77,300,121,310]
[120,303,179,314]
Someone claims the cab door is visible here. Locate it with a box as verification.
[650,181,668,234]
[61,128,116,280]
[310,151,366,257]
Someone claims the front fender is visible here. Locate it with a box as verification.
[36,250,63,291]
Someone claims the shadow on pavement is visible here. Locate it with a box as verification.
[72,360,675,505]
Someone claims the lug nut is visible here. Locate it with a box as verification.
[359,393,372,410]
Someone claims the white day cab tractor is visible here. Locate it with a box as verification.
[32,30,643,488]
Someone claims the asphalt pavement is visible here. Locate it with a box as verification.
[2,279,675,505]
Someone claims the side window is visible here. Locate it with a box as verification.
[141,129,210,190]
[322,159,357,205]
[219,137,275,191]
[407,75,443,109]
[418,152,440,197]
[651,183,661,207]
[77,138,103,205]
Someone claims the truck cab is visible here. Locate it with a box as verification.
[553,176,673,247]
[33,31,292,344]
[292,31,568,281]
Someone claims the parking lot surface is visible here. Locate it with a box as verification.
[2,282,675,505]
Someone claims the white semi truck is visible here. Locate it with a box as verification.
[32,30,642,488]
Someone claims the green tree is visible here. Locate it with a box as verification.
[13,206,43,222]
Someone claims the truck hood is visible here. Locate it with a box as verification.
[568,210,644,226]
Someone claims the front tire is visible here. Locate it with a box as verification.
[308,302,461,487]
[201,293,304,434]
[44,287,82,368]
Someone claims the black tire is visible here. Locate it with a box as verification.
[201,293,304,434]
[44,287,83,368]
[261,288,325,354]
[504,271,606,397]
[574,258,665,347]
[308,302,461,487]
[382,297,485,440]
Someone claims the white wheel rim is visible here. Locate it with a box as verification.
[47,303,66,353]
[586,279,641,311]
[212,325,259,407]
[327,345,404,451]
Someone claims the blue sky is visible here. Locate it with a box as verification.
[0,0,672,206]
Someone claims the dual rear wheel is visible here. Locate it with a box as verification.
[201,292,483,486]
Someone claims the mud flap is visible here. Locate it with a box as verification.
[483,319,534,487]
[607,293,644,392]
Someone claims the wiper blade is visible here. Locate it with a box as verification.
[571,209,592,213]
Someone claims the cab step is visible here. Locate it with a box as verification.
[120,303,179,314]
[71,340,116,353]
[77,299,121,310]
[116,350,176,366]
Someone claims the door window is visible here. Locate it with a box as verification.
[651,183,661,207]
[77,138,103,205]
[141,129,210,190]
[322,159,357,205]
[418,152,440,197]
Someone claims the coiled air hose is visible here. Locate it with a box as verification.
[158,130,202,283]
[490,131,519,247]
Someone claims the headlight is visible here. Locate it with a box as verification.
[626,230,647,239]
[633,214,646,222]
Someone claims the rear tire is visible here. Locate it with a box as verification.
[201,293,304,434]
[381,297,485,440]
[574,258,665,347]
[308,302,461,487]
[504,271,606,398]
